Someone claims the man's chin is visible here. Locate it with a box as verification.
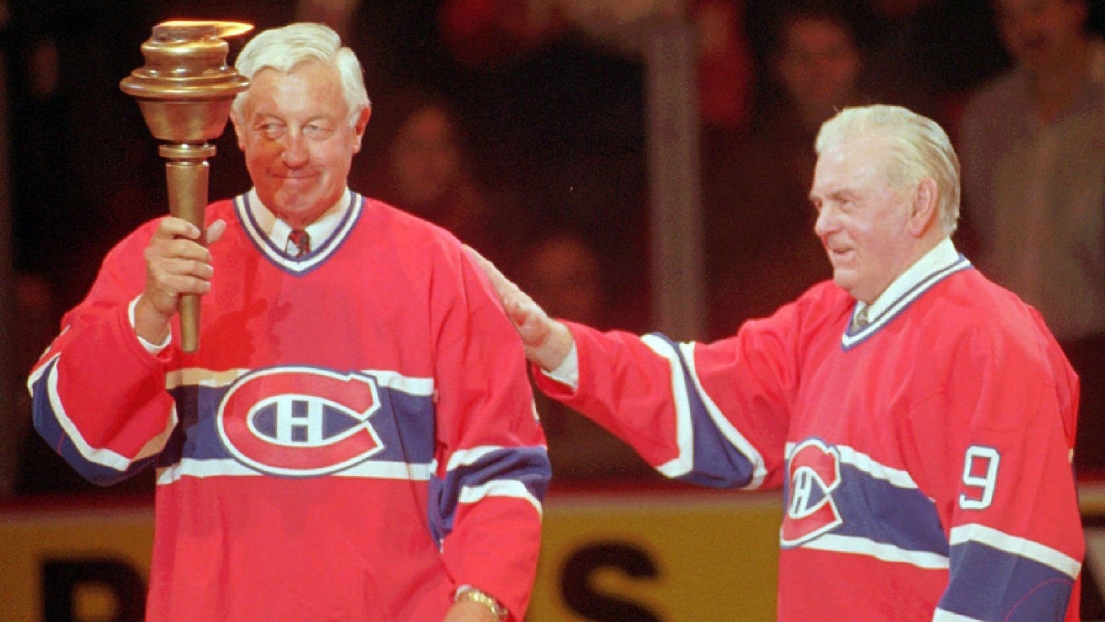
[832,272,856,294]
[270,188,316,211]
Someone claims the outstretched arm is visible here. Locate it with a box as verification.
[466,245,575,371]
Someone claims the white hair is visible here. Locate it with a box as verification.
[232,22,370,126]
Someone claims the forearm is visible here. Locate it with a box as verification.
[441,497,544,622]
[532,322,686,462]
[534,322,775,487]
[29,301,173,484]
[133,293,173,345]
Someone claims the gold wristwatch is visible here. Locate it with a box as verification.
[455,586,508,621]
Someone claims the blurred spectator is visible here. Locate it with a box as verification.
[8,1,156,317]
[438,0,757,333]
[437,0,648,299]
[758,2,867,131]
[357,87,532,274]
[855,0,1009,129]
[702,1,857,338]
[440,0,754,133]
[958,0,1105,471]
[694,0,756,134]
[517,232,657,482]
[522,231,606,325]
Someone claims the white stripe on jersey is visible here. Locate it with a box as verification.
[367,369,435,395]
[834,445,921,491]
[156,457,434,484]
[165,366,435,396]
[446,445,501,471]
[932,610,984,622]
[784,441,923,492]
[165,367,250,390]
[950,522,1082,579]
[459,480,543,516]
[802,533,950,569]
[640,334,697,480]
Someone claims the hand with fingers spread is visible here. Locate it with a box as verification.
[467,244,574,372]
[134,216,227,345]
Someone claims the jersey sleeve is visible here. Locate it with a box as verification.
[26,219,174,486]
[535,300,806,491]
[426,243,551,621]
[926,315,1083,622]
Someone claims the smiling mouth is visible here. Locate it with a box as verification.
[277,173,317,182]
[828,247,855,264]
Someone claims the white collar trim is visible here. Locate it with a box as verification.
[236,188,362,275]
[842,237,971,350]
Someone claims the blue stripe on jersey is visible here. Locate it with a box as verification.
[828,462,949,555]
[939,540,1074,621]
[646,333,759,489]
[428,446,552,546]
[781,440,948,562]
[31,358,156,485]
[163,375,436,474]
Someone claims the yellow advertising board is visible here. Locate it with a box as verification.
[529,490,782,621]
[4,486,1105,621]
[0,503,153,622]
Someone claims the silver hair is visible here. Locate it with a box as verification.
[231,22,370,126]
[815,105,961,234]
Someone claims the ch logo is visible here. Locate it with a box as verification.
[217,366,384,477]
[781,438,843,546]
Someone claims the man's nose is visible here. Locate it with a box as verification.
[281,129,309,166]
[814,203,838,236]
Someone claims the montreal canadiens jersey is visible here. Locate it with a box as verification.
[536,242,1083,621]
[28,192,551,621]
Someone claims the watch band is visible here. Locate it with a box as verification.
[455,586,508,621]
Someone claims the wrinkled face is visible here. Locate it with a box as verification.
[810,137,917,303]
[389,107,462,208]
[775,17,861,123]
[994,0,1087,72]
[233,60,368,228]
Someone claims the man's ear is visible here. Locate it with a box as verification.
[908,178,939,237]
[352,106,371,153]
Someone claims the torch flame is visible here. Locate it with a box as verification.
[157,20,254,39]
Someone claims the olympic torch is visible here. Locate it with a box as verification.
[120,20,253,352]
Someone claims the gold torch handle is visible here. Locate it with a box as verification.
[121,19,252,353]
[163,144,214,353]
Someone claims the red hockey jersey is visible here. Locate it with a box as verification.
[29,192,551,621]
[536,241,1083,621]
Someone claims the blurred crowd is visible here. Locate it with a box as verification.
[4,0,1105,498]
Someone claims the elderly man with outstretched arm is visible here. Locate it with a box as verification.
[476,105,1083,621]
